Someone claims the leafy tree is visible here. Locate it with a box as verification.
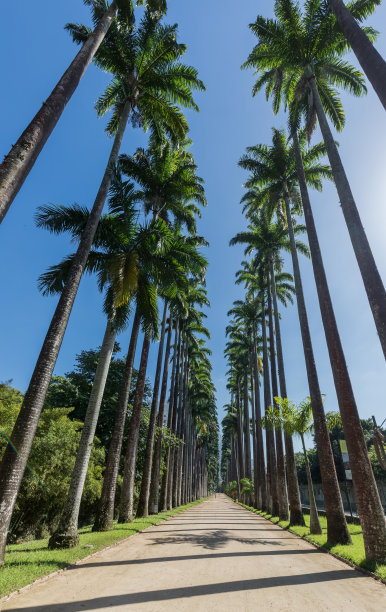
[0,384,105,540]
[46,351,152,452]
[244,0,386,359]
[0,8,205,565]
[236,128,350,545]
[275,397,322,535]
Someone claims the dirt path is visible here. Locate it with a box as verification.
[2,495,385,611]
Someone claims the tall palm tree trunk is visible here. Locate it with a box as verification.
[49,317,117,548]
[0,2,118,222]
[118,334,151,523]
[309,76,386,359]
[261,297,279,516]
[253,325,267,510]
[177,371,187,507]
[93,309,140,531]
[293,131,386,561]
[243,373,252,505]
[136,302,168,517]
[172,349,185,507]
[249,362,258,508]
[301,434,323,535]
[284,194,351,545]
[243,374,252,481]
[327,0,386,111]
[267,271,289,521]
[167,332,182,509]
[236,388,245,483]
[160,323,179,511]
[179,360,189,505]
[0,98,132,565]
[149,319,173,514]
[270,260,304,526]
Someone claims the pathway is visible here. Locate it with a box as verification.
[2,495,385,611]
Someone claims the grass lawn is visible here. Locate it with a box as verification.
[0,498,208,598]
[236,501,386,581]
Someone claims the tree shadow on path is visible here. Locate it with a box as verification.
[8,570,362,611]
[146,529,287,550]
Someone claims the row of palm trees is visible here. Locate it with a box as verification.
[0,1,218,564]
[222,0,385,563]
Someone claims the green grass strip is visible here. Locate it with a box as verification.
[235,500,386,581]
[0,497,208,598]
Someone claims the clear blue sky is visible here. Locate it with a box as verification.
[0,1,385,450]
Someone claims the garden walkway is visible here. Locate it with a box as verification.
[2,495,385,611]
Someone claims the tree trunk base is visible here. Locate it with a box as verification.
[136,509,149,518]
[117,512,133,524]
[289,509,305,527]
[326,515,352,545]
[48,531,79,549]
[92,514,113,532]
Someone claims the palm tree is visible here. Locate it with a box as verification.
[169,298,211,508]
[327,0,386,109]
[288,124,386,561]
[92,307,141,531]
[0,0,170,221]
[231,216,306,524]
[137,245,208,517]
[0,0,120,221]
[147,312,175,514]
[225,324,253,498]
[0,11,204,564]
[237,129,351,545]
[35,177,192,546]
[244,0,386,359]
[118,132,206,227]
[275,397,323,535]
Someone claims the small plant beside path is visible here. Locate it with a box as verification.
[1,498,208,598]
[236,500,386,581]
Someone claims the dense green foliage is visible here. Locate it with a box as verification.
[0,383,105,540]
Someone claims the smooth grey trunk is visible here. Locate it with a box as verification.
[137,302,168,517]
[176,360,188,506]
[93,310,140,531]
[301,434,322,535]
[0,98,131,564]
[293,130,386,560]
[49,317,117,547]
[249,362,258,508]
[270,260,304,526]
[309,76,386,359]
[253,324,267,510]
[172,347,185,507]
[284,194,351,545]
[236,388,245,483]
[149,318,173,514]
[327,0,386,110]
[0,2,118,222]
[243,374,252,481]
[267,268,289,521]
[168,332,182,509]
[160,322,179,511]
[118,334,151,523]
[261,297,279,516]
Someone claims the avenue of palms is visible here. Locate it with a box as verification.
[0,0,385,594]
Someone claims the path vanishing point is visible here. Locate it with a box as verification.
[2,495,385,611]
